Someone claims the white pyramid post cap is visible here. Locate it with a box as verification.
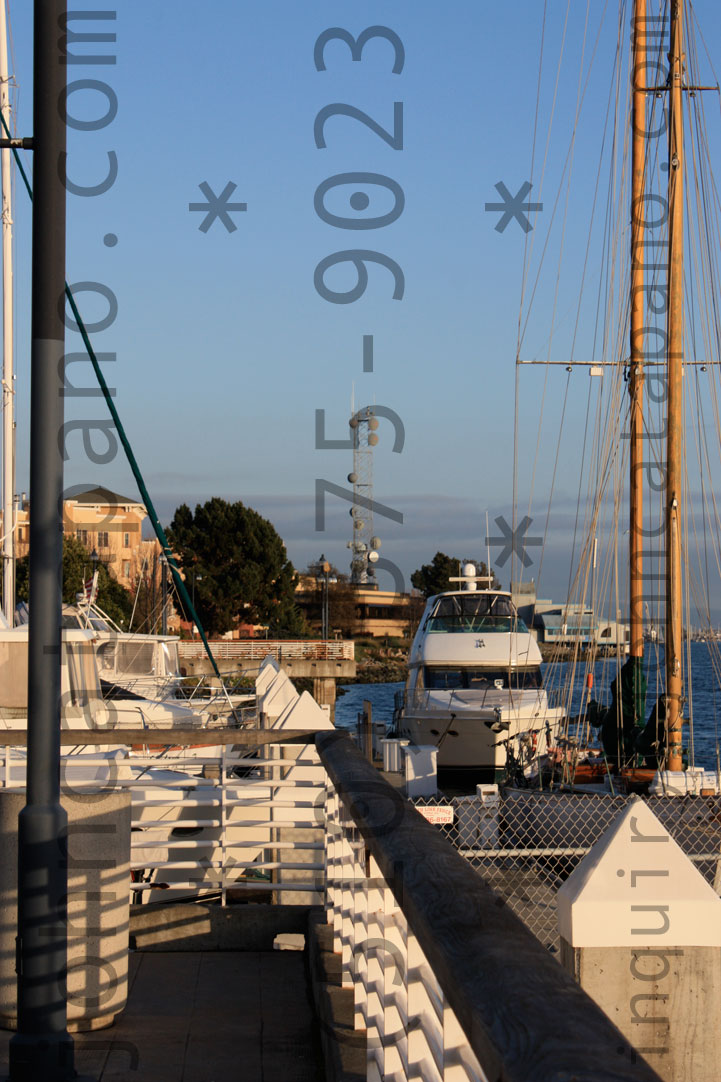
[558,797,721,947]
[255,656,281,696]
[260,671,299,719]
[270,690,333,731]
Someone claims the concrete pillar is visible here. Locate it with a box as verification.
[312,676,336,722]
[0,787,131,1032]
[557,797,721,1081]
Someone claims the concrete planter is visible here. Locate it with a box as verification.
[0,787,131,1032]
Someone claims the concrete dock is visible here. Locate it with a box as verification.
[0,950,324,1082]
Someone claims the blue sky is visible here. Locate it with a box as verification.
[6,1,721,619]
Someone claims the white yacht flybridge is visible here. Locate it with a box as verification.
[396,563,564,777]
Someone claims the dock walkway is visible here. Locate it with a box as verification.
[0,951,323,1082]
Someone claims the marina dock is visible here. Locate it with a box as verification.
[0,949,323,1082]
[0,724,679,1082]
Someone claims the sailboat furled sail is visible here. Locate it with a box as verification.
[511,0,721,789]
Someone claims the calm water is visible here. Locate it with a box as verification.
[336,642,721,769]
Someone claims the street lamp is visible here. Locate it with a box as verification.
[89,548,99,608]
[160,552,168,635]
[192,569,202,636]
[318,554,330,640]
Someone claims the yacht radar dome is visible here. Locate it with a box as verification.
[463,562,477,591]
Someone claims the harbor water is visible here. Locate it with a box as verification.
[335,642,721,770]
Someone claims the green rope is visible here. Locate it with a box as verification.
[2,112,222,681]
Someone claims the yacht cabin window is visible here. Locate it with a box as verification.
[424,667,542,690]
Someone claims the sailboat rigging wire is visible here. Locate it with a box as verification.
[0,110,222,682]
[516,0,548,349]
[517,1,617,602]
[533,371,571,586]
[516,1,628,635]
[517,0,614,353]
[128,548,148,633]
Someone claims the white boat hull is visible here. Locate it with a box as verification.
[397,696,565,773]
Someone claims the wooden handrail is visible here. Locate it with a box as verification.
[316,730,662,1082]
[0,728,318,746]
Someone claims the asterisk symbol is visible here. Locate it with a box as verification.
[485,181,543,234]
[189,181,247,233]
[485,515,542,568]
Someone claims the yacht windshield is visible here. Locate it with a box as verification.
[425,594,526,633]
[161,641,180,677]
[65,642,102,706]
[425,667,542,690]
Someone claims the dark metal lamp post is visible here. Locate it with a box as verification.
[160,552,168,635]
[7,3,93,1079]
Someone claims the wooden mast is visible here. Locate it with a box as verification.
[629,0,646,675]
[665,0,684,770]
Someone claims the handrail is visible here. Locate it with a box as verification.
[316,731,662,1082]
[0,729,318,746]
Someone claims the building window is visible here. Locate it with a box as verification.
[97,531,109,548]
[123,561,131,578]
[76,529,88,545]
[123,532,130,548]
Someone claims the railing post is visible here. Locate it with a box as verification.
[366,853,385,1082]
[339,807,356,990]
[381,872,409,1082]
[442,1001,487,1080]
[407,925,443,1081]
[325,785,342,953]
[220,748,227,906]
[353,844,368,1032]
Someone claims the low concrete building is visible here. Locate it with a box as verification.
[295,576,421,639]
[510,582,629,649]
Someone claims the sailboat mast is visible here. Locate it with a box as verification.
[629,0,646,671]
[0,0,13,625]
[665,0,684,771]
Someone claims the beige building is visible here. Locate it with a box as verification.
[11,485,153,591]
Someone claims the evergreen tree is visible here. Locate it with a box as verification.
[411,551,499,598]
[168,498,306,637]
[15,535,133,628]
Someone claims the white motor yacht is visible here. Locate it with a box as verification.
[58,605,251,721]
[396,564,564,777]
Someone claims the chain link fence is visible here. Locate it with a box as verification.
[414,788,721,953]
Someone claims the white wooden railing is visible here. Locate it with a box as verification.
[0,742,326,904]
[317,731,663,1082]
[178,639,355,661]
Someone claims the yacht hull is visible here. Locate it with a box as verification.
[397,703,564,772]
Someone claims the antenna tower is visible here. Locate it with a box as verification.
[347,406,381,585]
